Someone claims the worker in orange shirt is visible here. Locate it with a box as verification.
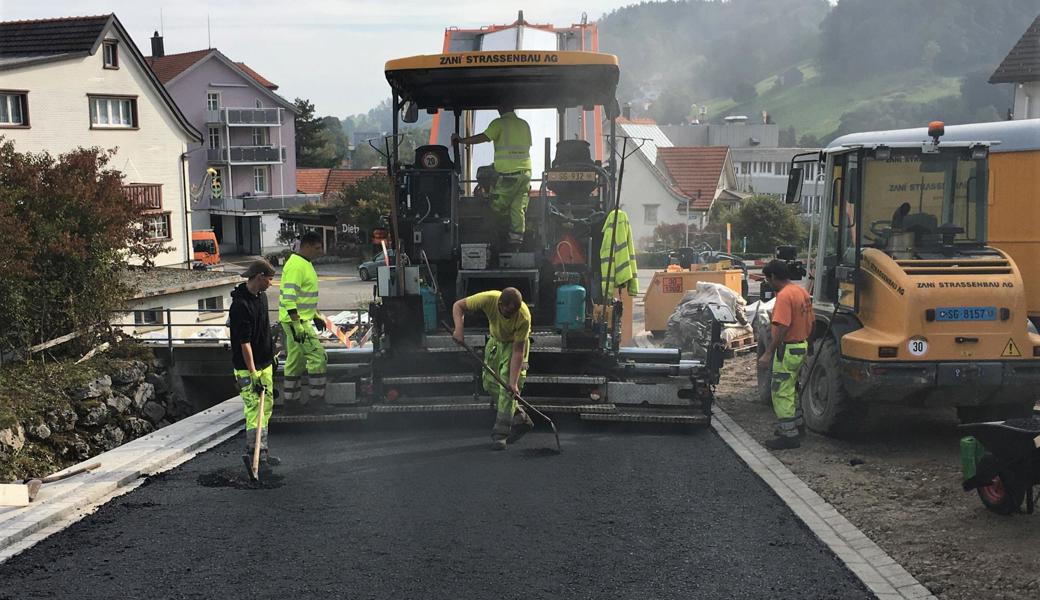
[758,259,814,450]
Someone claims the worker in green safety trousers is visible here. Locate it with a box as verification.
[757,259,814,450]
[452,287,534,450]
[452,106,532,249]
[228,259,280,474]
[278,230,328,410]
[600,208,639,297]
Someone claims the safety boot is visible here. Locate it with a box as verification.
[260,449,281,466]
[506,410,534,444]
[763,436,801,450]
[491,439,508,451]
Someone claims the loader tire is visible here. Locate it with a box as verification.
[957,402,1033,424]
[800,337,867,437]
[975,454,1025,515]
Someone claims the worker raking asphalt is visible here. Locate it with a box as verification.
[0,425,871,599]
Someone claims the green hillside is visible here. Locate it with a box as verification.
[702,64,963,141]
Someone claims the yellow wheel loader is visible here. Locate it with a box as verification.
[785,121,1040,436]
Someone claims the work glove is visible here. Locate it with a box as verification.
[248,371,265,394]
[290,320,307,343]
[313,315,326,332]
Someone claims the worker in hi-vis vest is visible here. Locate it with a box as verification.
[278,230,328,408]
[453,106,532,248]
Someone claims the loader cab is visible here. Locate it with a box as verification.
[790,135,989,310]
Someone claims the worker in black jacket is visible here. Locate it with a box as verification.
[229,259,279,474]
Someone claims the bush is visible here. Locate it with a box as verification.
[0,140,164,357]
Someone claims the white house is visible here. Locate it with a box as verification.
[0,14,202,267]
[990,13,1040,120]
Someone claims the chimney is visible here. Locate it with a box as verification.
[151,31,164,58]
[622,102,632,121]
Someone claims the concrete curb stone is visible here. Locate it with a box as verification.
[711,406,938,600]
[0,397,244,563]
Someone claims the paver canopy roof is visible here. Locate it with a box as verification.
[384,51,619,112]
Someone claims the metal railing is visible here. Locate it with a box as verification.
[206,107,282,126]
[208,193,321,213]
[116,308,371,353]
[206,146,285,164]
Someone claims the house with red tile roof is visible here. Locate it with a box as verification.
[281,168,387,252]
[616,118,741,248]
[145,32,313,255]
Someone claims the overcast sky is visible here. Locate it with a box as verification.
[0,1,627,117]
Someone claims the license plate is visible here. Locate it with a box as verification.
[935,306,997,321]
[546,171,596,182]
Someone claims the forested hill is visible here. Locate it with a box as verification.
[598,0,1040,144]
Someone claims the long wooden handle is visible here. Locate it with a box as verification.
[251,389,265,480]
[39,461,102,484]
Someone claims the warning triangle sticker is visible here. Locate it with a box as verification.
[1002,338,1022,358]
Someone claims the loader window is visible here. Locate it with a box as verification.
[860,150,986,253]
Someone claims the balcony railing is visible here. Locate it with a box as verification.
[208,193,322,213]
[206,146,285,164]
[205,107,282,126]
[123,183,162,211]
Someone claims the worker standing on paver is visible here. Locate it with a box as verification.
[452,287,534,450]
[452,107,532,248]
[279,230,328,410]
[758,260,814,450]
[229,259,280,473]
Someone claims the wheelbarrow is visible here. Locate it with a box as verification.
[960,417,1040,515]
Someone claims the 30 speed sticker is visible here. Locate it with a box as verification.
[908,337,929,357]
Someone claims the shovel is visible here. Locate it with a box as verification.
[250,389,266,481]
[1,461,102,507]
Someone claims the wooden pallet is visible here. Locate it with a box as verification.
[724,333,757,356]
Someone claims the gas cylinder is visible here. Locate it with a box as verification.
[420,285,438,333]
[555,283,587,332]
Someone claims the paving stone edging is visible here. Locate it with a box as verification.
[711,407,936,600]
[0,398,244,563]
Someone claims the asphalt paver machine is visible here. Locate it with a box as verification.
[279,49,730,425]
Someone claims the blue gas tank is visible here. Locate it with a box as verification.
[420,285,438,333]
[555,283,587,331]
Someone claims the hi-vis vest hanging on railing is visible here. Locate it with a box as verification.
[489,112,532,173]
[600,209,639,296]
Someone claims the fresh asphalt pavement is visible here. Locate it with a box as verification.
[0,421,870,600]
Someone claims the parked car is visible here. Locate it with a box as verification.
[358,250,395,281]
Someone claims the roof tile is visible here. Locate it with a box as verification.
[990,14,1040,84]
[145,49,212,84]
[296,168,331,195]
[0,15,111,58]
[656,147,730,210]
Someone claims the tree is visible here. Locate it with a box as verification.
[0,140,164,354]
[797,133,823,148]
[294,98,338,168]
[649,86,694,125]
[707,195,804,254]
[779,126,798,147]
[651,223,692,249]
[329,174,392,255]
[732,81,758,103]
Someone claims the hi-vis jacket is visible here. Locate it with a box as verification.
[278,253,319,322]
[484,112,532,173]
[600,209,639,296]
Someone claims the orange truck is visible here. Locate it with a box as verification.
[191,230,221,269]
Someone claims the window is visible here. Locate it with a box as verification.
[134,307,163,326]
[103,41,118,69]
[198,296,223,313]
[255,98,263,109]
[207,92,220,111]
[0,92,27,127]
[208,127,221,150]
[251,127,269,146]
[143,213,171,240]
[775,162,788,176]
[89,96,136,128]
[643,204,659,225]
[253,167,268,194]
[740,161,750,175]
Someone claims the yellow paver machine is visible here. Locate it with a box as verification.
[276,48,732,426]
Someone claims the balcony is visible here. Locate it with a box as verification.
[122,183,162,211]
[207,146,285,165]
[205,107,282,127]
[208,193,322,214]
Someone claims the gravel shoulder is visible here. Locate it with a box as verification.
[716,354,1040,600]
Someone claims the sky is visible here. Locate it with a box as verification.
[0,0,627,118]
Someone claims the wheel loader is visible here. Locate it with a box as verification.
[784,121,1040,436]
